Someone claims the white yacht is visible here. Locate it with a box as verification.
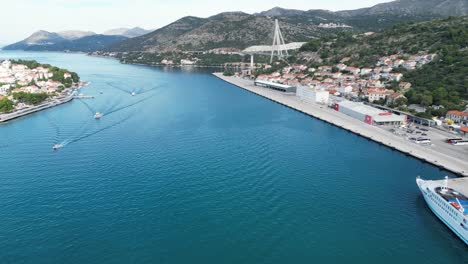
[416,176,468,245]
[94,112,103,119]
[52,144,63,151]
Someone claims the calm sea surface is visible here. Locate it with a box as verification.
[0,51,466,263]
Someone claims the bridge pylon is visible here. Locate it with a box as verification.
[270,19,288,63]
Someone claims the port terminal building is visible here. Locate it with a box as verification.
[334,101,407,126]
[254,80,296,93]
[296,87,330,104]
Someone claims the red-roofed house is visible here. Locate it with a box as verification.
[446,110,468,124]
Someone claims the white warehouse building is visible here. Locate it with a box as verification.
[296,87,330,104]
[334,101,407,126]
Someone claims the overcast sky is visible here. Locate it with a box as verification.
[0,0,394,44]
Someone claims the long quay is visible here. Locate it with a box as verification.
[73,95,94,99]
[213,73,468,177]
[0,94,74,123]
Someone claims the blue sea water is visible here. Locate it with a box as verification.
[0,51,466,263]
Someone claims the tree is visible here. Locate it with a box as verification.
[0,98,14,113]
[420,93,433,107]
[395,97,408,107]
[431,87,448,105]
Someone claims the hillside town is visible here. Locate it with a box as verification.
[0,59,82,117]
[255,53,436,105]
[0,60,66,96]
[231,51,468,136]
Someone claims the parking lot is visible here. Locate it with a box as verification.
[385,124,468,160]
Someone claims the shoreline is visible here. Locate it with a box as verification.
[89,54,252,69]
[0,92,75,123]
[0,81,89,124]
[121,61,247,68]
[213,73,468,177]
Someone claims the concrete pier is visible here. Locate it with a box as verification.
[213,73,468,177]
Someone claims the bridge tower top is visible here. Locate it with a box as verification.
[270,19,288,63]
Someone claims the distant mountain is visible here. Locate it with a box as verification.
[107,0,468,53]
[3,30,67,50]
[255,7,306,17]
[58,30,96,40]
[104,16,208,52]
[3,31,127,52]
[2,26,149,51]
[103,27,152,38]
[105,12,329,52]
[28,35,128,52]
[339,0,468,17]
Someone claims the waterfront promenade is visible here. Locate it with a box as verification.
[0,93,75,123]
[214,73,468,177]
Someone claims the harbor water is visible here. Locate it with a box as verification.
[0,51,466,263]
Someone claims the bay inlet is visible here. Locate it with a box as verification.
[0,51,466,263]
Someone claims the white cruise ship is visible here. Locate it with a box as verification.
[417,176,468,245]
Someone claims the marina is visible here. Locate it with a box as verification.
[213,73,468,177]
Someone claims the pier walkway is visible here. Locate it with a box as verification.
[213,73,468,177]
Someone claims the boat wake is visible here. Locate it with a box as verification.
[65,114,132,146]
[77,98,96,114]
[45,113,62,142]
[53,86,156,149]
[107,82,161,96]
[104,93,155,117]
[106,82,134,95]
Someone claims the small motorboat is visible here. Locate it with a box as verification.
[94,112,103,119]
[131,92,136,96]
[53,144,63,151]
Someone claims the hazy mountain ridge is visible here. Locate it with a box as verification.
[26,35,128,52]
[3,31,127,52]
[58,30,97,40]
[338,0,468,17]
[22,30,66,46]
[3,27,149,51]
[108,0,468,52]
[105,12,335,52]
[103,27,152,38]
[5,0,468,53]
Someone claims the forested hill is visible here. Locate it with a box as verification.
[299,16,468,112]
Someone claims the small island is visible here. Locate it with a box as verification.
[0,59,85,122]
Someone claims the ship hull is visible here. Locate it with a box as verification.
[417,179,468,246]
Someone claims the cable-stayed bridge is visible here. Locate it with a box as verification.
[242,19,306,69]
